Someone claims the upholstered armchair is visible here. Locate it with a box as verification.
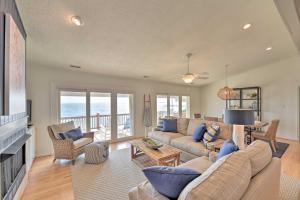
[252,119,280,152]
[48,121,94,164]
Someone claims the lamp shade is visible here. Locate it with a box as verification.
[224,109,255,125]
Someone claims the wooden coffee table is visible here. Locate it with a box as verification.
[129,139,181,166]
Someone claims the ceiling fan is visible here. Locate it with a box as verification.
[182,53,209,84]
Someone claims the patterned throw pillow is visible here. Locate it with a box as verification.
[203,124,220,144]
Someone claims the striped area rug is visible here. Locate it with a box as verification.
[71,148,146,200]
[280,175,300,200]
[71,148,300,200]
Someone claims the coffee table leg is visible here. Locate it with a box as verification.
[176,154,180,166]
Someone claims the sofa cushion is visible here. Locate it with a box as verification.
[187,119,202,136]
[143,166,200,199]
[242,140,272,177]
[148,131,183,144]
[171,136,210,157]
[73,138,93,149]
[178,156,213,174]
[162,119,177,132]
[192,123,207,142]
[177,118,190,135]
[178,151,252,200]
[51,121,75,139]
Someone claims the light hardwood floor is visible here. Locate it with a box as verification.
[21,139,300,200]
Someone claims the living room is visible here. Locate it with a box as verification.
[1,0,300,199]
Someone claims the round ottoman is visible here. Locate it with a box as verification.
[84,141,109,164]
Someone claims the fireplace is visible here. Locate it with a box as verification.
[1,144,26,200]
[0,115,29,200]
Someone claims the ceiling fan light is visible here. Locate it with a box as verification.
[217,86,236,100]
[182,73,194,84]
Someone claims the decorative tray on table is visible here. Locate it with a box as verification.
[142,138,163,150]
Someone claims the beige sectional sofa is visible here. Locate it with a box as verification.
[129,140,281,200]
[148,118,232,162]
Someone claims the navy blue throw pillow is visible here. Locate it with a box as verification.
[60,128,83,141]
[143,166,200,199]
[162,119,177,132]
[193,123,206,142]
[217,139,239,160]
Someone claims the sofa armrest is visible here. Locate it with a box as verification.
[209,151,218,163]
[83,131,95,139]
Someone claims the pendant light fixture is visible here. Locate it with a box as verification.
[217,65,236,100]
[182,53,195,84]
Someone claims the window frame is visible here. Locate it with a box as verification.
[57,88,135,142]
[155,93,191,124]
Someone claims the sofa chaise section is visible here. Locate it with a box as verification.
[129,141,281,200]
[170,136,210,160]
[128,156,213,200]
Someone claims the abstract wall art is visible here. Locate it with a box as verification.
[4,13,26,115]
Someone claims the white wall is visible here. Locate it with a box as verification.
[27,64,201,156]
[199,56,300,141]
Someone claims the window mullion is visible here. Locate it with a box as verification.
[167,95,170,116]
[86,91,91,131]
[179,96,182,117]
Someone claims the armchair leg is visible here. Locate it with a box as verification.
[53,158,56,163]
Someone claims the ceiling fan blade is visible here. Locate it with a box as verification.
[194,73,209,80]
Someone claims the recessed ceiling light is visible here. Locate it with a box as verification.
[265,47,272,51]
[243,23,252,30]
[71,16,84,26]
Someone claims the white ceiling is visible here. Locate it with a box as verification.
[17,0,298,86]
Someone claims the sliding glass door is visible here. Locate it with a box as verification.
[90,92,111,141]
[60,91,87,130]
[59,90,134,142]
[117,93,134,138]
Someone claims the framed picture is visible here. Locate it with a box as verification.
[4,13,26,115]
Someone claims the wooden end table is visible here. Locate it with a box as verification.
[129,139,181,166]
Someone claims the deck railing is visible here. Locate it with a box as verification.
[60,113,130,130]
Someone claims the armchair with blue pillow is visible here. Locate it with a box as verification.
[47,121,94,164]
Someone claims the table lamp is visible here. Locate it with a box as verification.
[224,109,254,149]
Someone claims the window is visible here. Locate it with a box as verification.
[169,96,179,117]
[182,96,190,118]
[156,95,168,123]
[59,90,134,141]
[117,93,134,138]
[156,95,191,123]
